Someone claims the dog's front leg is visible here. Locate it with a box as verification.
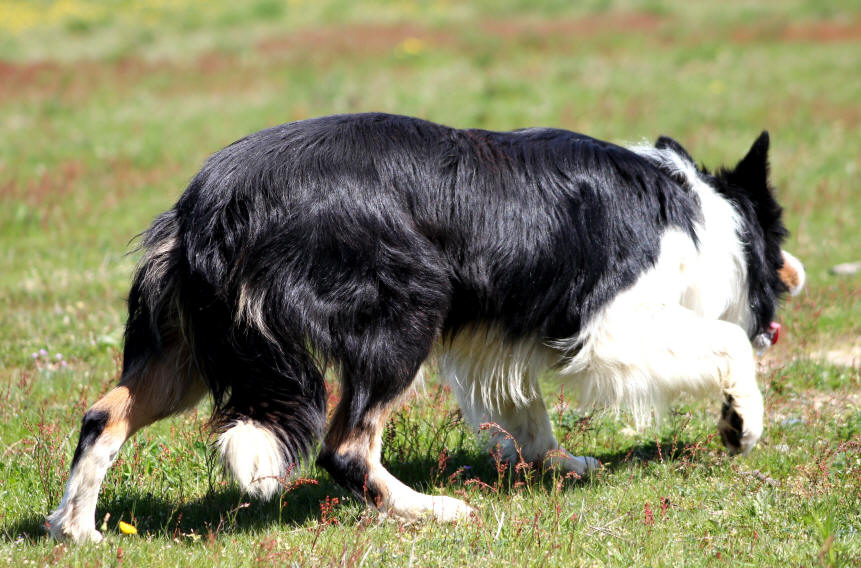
[563,306,764,454]
[712,323,764,454]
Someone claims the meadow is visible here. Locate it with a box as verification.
[1,0,859,565]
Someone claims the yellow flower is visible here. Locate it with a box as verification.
[398,37,426,56]
[118,521,138,535]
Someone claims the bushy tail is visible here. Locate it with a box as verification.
[126,208,327,500]
[209,353,327,499]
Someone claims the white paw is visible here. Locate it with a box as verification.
[47,505,104,544]
[381,490,475,523]
[545,450,601,475]
[48,520,103,543]
[430,495,475,522]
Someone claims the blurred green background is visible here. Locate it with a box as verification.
[1,1,859,565]
[2,1,858,368]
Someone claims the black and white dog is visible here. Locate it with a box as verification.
[49,113,804,542]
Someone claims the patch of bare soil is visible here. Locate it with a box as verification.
[811,344,861,368]
[0,160,85,205]
[480,12,662,39]
[0,53,243,102]
[257,22,452,57]
[1,157,183,224]
[732,19,861,44]
[783,20,861,43]
[0,60,62,99]
[758,336,861,371]
[769,388,860,426]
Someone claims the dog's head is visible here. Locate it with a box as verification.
[656,132,805,349]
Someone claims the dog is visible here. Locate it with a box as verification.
[48,113,805,542]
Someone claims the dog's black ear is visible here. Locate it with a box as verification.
[655,135,695,164]
[731,131,770,190]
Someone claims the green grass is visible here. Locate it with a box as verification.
[1,1,860,566]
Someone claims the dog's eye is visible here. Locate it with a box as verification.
[671,172,689,186]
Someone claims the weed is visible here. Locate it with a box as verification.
[27,408,69,509]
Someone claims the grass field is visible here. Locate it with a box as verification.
[1,1,860,566]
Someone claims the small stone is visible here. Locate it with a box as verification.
[830,261,861,276]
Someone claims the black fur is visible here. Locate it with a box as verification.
[124,113,788,492]
[317,448,379,504]
[719,396,745,453]
[71,411,108,469]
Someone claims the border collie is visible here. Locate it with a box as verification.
[48,113,804,542]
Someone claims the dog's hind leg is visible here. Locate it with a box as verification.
[317,318,474,522]
[319,373,474,522]
[47,347,205,543]
[457,394,601,476]
[440,329,599,476]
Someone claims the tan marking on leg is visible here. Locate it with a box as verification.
[365,405,394,507]
[117,349,206,435]
[323,403,391,505]
[49,347,206,543]
[327,399,473,522]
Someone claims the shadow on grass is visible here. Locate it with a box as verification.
[4,480,348,544]
[387,434,709,494]
[592,436,711,469]
[4,436,707,543]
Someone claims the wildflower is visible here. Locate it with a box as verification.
[644,502,654,527]
[118,521,137,535]
[56,353,63,360]
[39,348,48,356]
[397,37,426,56]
